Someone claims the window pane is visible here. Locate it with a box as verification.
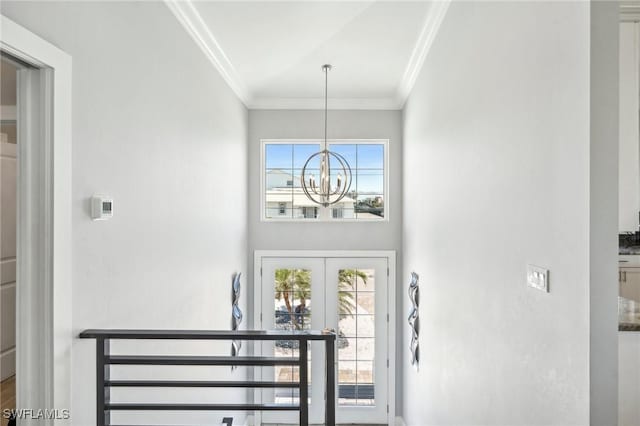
[356,269,375,291]
[298,149,322,171]
[293,169,319,188]
[293,167,320,219]
[266,206,293,219]
[356,195,384,219]
[356,144,384,169]
[332,207,355,219]
[338,291,356,317]
[339,270,357,290]
[293,143,321,168]
[330,143,357,166]
[356,315,375,338]
[265,144,293,169]
[356,293,375,314]
[339,361,357,383]
[339,314,356,337]
[294,206,318,219]
[265,183,293,218]
[338,337,357,361]
[356,172,384,195]
[356,384,375,405]
[356,338,375,361]
[357,361,374,384]
[266,169,296,190]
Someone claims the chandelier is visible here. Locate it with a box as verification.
[300,64,353,208]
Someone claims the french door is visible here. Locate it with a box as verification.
[255,253,393,425]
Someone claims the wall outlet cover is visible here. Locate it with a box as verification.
[527,264,549,292]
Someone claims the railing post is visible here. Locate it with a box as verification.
[325,336,335,426]
[299,339,309,426]
[96,338,110,426]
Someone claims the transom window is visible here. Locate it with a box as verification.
[261,140,388,221]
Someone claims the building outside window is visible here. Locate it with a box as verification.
[302,206,318,219]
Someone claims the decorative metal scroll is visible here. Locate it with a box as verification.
[231,272,243,369]
[408,272,420,367]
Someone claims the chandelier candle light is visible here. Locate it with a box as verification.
[300,64,353,208]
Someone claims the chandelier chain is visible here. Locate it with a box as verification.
[324,65,328,150]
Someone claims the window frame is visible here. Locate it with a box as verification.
[260,139,390,222]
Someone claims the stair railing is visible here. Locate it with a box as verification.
[79,329,336,426]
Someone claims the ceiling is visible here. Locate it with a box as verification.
[166,1,450,110]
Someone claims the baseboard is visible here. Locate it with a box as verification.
[395,416,407,426]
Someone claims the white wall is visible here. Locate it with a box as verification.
[0,2,248,425]
[402,1,616,424]
[247,109,404,410]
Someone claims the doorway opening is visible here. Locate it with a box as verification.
[254,251,396,426]
[0,16,72,421]
[0,53,20,426]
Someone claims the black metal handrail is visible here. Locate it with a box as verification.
[79,329,336,426]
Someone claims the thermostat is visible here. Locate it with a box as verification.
[91,195,113,220]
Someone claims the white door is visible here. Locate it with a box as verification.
[257,255,391,425]
[326,258,389,424]
[258,258,326,424]
[0,140,17,381]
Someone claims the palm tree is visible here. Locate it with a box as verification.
[338,269,368,317]
[274,269,311,330]
[274,268,367,330]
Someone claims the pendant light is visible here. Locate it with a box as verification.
[300,64,353,208]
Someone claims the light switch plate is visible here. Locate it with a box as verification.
[527,264,549,292]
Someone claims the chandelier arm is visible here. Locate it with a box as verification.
[328,153,348,196]
[339,152,353,194]
[301,152,325,206]
[328,152,353,202]
[301,176,317,204]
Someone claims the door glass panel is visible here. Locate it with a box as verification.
[357,315,375,337]
[337,268,375,407]
[273,268,312,405]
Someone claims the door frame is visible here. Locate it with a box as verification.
[0,15,72,421]
[253,250,396,426]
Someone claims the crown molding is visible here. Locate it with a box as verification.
[621,1,640,22]
[166,0,450,110]
[165,0,249,104]
[248,96,401,110]
[396,0,451,107]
